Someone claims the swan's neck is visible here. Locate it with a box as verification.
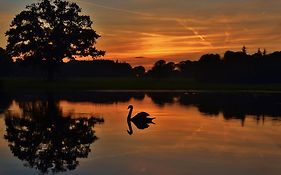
[127,119,133,135]
[127,107,134,135]
[127,107,133,121]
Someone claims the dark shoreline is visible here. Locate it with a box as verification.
[2,77,281,92]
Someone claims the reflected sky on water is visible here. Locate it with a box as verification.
[0,92,281,175]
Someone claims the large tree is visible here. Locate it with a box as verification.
[6,0,105,79]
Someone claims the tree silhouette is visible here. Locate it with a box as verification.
[263,48,267,56]
[252,48,263,58]
[242,45,247,54]
[4,96,104,174]
[132,66,145,77]
[5,0,105,80]
[199,54,220,63]
[147,60,178,78]
[0,47,13,76]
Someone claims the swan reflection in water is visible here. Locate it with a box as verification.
[127,105,156,135]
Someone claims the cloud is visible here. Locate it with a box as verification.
[1,0,281,66]
[79,0,152,17]
[79,0,214,50]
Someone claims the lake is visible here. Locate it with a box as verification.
[0,91,281,175]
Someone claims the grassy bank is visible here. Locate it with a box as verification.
[1,77,281,92]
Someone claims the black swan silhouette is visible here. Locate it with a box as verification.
[127,105,155,135]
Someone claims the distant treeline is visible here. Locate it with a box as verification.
[1,47,281,83]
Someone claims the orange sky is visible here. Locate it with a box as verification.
[1,0,281,67]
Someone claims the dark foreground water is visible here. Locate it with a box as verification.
[0,91,281,175]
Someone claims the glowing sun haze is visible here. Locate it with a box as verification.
[1,0,281,67]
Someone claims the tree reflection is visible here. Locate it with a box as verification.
[146,92,180,107]
[178,92,281,126]
[146,91,281,125]
[4,96,104,174]
[0,92,12,115]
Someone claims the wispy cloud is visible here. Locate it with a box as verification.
[79,0,152,17]
[1,0,281,66]
[79,0,212,46]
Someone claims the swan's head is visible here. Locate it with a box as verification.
[128,105,133,110]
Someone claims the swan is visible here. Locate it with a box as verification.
[127,105,155,135]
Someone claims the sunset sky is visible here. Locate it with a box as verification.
[1,0,281,67]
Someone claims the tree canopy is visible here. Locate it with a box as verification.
[5,0,105,79]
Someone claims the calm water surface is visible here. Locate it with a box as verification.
[0,92,280,175]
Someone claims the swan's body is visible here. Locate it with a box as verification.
[127,105,155,134]
[130,112,155,129]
